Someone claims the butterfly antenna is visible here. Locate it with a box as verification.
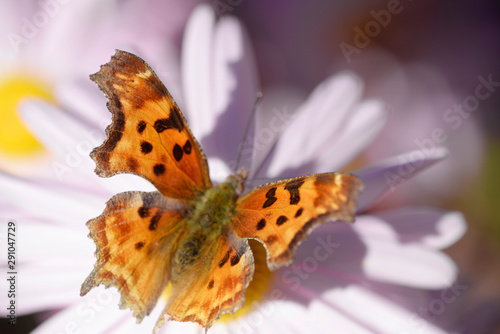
[234,92,263,172]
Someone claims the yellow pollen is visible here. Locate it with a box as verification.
[0,75,55,156]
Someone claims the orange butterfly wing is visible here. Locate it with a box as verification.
[158,230,254,329]
[232,173,363,270]
[80,191,188,321]
[90,50,211,200]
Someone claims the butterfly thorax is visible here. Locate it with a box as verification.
[173,170,247,269]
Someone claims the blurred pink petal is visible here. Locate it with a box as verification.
[55,78,110,131]
[374,207,467,250]
[30,288,126,334]
[181,5,217,138]
[0,172,102,224]
[182,4,259,169]
[20,100,155,194]
[356,147,448,212]
[264,72,376,178]
[19,260,90,314]
[315,98,386,173]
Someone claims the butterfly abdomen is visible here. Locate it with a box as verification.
[175,232,207,266]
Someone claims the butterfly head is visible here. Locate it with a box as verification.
[221,167,248,197]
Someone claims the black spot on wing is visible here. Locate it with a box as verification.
[230,253,240,266]
[138,207,149,218]
[276,215,288,226]
[153,107,184,133]
[294,208,304,218]
[141,141,153,154]
[137,120,146,133]
[263,187,278,208]
[284,179,305,205]
[153,164,165,176]
[173,144,183,161]
[149,215,161,231]
[183,140,192,154]
[256,219,266,230]
[219,250,231,268]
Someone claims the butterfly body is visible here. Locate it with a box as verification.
[81,50,363,331]
[173,170,246,269]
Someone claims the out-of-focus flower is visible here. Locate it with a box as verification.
[353,53,485,207]
[0,0,202,175]
[1,4,467,334]
[239,0,494,206]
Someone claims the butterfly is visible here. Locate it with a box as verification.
[80,50,363,331]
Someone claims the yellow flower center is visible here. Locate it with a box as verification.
[0,74,54,156]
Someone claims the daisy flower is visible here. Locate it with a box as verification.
[1,4,466,334]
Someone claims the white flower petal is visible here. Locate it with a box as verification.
[55,78,110,131]
[321,285,450,334]
[249,87,306,178]
[20,99,156,194]
[182,4,216,138]
[203,15,259,164]
[208,157,232,183]
[16,260,90,314]
[374,207,467,250]
[257,299,315,332]
[182,8,259,165]
[36,0,114,79]
[307,296,374,333]
[316,99,386,173]
[358,233,457,289]
[258,285,373,333]
[19,221,92,263]
[116,301,187,334]
[159,320,203,334]
[356,147,449,212]
[265,72,365,177]
[20,100,100,165]
[290,216,457,289]
[30,287,127,334]
[0,172,103,225]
